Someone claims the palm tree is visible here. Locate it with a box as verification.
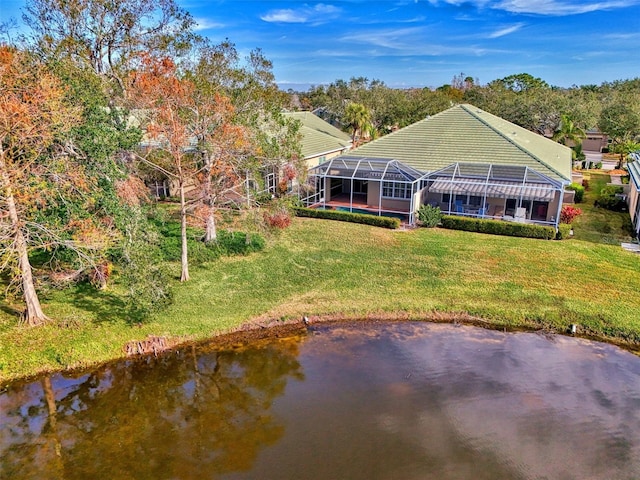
[612,140,640,168]
[553,114,585,147]
[343,102,371,146]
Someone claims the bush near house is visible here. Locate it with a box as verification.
[560,205,583,224]
[555,223,572,240]
[595,185,627,212]
[440,215,557,240]
[294,207,401,229]
[417,204,442,227]
[567,183,585,203]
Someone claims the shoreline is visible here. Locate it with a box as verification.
[4,310,640,387]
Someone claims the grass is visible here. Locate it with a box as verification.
[571,171,633,244]
[2,214,640,384]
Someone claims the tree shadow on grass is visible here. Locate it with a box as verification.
[56,282,131,325]
[0,303,21,318]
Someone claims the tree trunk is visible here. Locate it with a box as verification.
[0,153,50,326]
[179,180,190,282]
[202,153,217,244]
[204,212,217,244]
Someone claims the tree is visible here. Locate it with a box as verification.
[189,41,302,205]
[599,103,640,166]
[23,0,197,94]
[0,46,119,325]
[553,114,586,148]
[190,92,254,243]
[490,73,549,93]
[343,102,371,145]
[611,140,640,167]
[128,54,197,282]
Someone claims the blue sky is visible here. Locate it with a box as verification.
[2,0,640,89]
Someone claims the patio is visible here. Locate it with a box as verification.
[301,156,421,224]
[421,163,566,227]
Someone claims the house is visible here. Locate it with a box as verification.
[627,154,640,237]
[284,111,352,169]
[582,129,609,153]
[302,104,572,228]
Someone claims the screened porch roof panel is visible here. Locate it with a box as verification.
[428,178,557,201]
[309,155,423,182]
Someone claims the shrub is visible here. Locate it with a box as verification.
[264,208,292,229]
[595,185,627,212]
[566,183,585,203]
[560,205,583,224]
[294,207,401,229]
[556,223,572,240]
[417,204,441,227]
[157,226,264,264]
[595,162,603,169]
[440,215,556,240]
[582,179,590,190]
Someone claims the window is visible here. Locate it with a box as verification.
[469,195,482,206]
[382,181,411,199]
[446,194,482,206]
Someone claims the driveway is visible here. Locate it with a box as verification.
[585,151,617,170]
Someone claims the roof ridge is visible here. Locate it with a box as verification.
[459,104,570,182]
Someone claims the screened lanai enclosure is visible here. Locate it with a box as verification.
[420,163,566,227]
[301,156,423,224]
[301,157,567,228]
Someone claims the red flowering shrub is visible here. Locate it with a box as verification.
[264,208,291,229]
[277,179,289,196]
[560,205,583,224]
[282,163,297,181]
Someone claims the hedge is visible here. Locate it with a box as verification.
[566,182,585,203]
[555,223,572,240]
[440,215,557,240]
[294,207,401,229]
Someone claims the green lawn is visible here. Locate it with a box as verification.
[572,171,633,244]
[2,216,640,384]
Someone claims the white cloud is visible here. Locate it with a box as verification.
[430,0,640,15]
[487,22,525,38]
[260,3,341,24]
[193,18,225,31]
[339,27,427,50]
[493,0,640,15]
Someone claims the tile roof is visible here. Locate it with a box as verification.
[285,111,352,159]
[346,104,572,182]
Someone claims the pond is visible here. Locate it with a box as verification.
[2,322,640,479]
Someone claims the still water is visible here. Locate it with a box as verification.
[2,322,640,479]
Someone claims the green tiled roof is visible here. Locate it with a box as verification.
[285,112,352,159]
[347,104,572,182]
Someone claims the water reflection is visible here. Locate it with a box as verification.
[1,339,304,479]
[2,323,640,479]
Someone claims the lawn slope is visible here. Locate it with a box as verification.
[2,217,640,383]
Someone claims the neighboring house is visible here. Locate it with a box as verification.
[284,111,352,169]
[627,154,640,237]
[302,104,572,228]
[583,129,609,153]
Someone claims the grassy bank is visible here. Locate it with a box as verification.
[2,217,640,383]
